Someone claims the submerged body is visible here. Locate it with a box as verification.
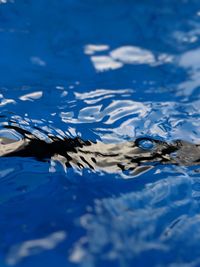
[0,125,200,176]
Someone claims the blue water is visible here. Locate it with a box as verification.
[1,0,200,266]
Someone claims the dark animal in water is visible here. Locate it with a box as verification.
[0,125,200,176]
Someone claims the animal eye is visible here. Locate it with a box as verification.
[136,137,155,150]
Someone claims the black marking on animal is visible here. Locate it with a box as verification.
[0,125,200,176]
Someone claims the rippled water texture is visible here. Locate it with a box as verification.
[1,0,200,266]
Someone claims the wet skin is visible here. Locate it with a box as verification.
[1,125,200,176]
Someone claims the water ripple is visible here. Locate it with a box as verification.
[86,45,173,72]
[71,174,197,266]
[6,231,66,265]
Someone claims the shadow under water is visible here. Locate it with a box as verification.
[1,125,200,178]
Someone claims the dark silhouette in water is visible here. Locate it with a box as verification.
[1,125,200,176]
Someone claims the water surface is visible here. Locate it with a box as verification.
[1,0,200,266]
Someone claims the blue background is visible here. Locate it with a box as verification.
[1,0,200,266]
